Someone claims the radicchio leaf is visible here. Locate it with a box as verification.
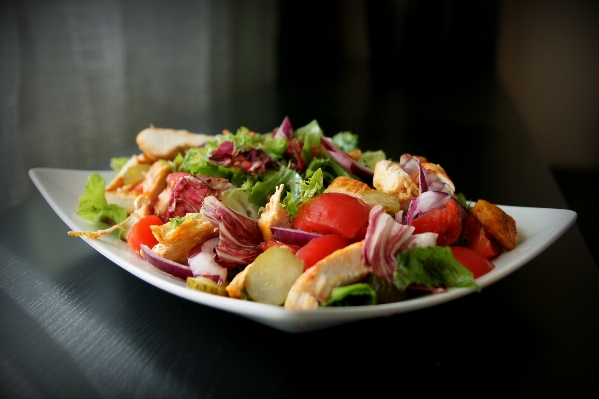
[200,196,263,268]
[166,174,230,219]
[273,116,293,140]
[363,205,414,282]
[209,140,275,175]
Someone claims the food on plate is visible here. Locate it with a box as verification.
[68,117,518,309]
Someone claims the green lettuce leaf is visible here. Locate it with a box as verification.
[110,156,130,172]
[332,131,359,152]
[358,150,386,169]
[76,173,127,224]
[294,119,324,166]
[247,165,302,206]
[323,283,377,307]
[282,168,324,216]
[393,246,480,293]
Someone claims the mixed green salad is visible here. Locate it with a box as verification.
[69,117,517,310]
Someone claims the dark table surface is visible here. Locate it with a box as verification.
[2,70,598,398]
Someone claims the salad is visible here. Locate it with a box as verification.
[69,117,518,310]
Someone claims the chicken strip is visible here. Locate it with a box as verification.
[150,213,219,265]
[136,127,214,161]
[284,241,370,310]
[471,199,518,250]
[373,160,419,211]
[133,160,172,217]
[257,184,292,241]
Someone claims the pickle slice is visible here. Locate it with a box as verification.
[187,276,228,297]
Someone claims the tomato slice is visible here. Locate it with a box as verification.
[450,246,495,279]
[411,199,463,246]
[295,234,350,270]
[462,214,503,259]
[127,215,165,252]
[292,192,370,240]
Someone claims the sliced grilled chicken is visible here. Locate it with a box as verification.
[150,213,219,265]
[284,241,369,310]
[257,184,292,241]
[373,160,419,211]
[471,199,518,250]
[136,127,214,161]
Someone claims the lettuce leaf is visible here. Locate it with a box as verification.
[323,283,377,307]
[281,168,324,217]
[294,119,324,166]
[247,165,302,206]
[393,246,480,293]
[76,173,127,224]
[332,131,359,152]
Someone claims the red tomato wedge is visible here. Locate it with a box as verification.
[450,246,495,279]
[295,234,350,271]
[127,215,164,252]
[462,214,503,259]
[411,198,463,246]
[292,192,370,240]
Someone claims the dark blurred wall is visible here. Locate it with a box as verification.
[0,0,279,213]
[2,0,597,214]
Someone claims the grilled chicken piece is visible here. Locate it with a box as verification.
[284,241,370,310]
[422,162,455,195]
[471,199,518,250]
[136,127,214,161]
[323,176,370,196]
[257,184,292,241]
[133,160,172,217]
[225,268,247,299]
[105,154,153,191]
[150,213,219,264]
[373,160,419,211]
[105,190,138,214]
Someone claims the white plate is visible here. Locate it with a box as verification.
[29,167,577,333]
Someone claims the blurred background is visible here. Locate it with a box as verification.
[1,0,598,253]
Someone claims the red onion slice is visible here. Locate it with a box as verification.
[271,226,323,247]
[140,244,193,280]
[320,136,374,183]
[405,191,452,226]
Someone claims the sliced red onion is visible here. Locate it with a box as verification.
[140,244,193,280]
[405,191,470,226]
[401,156,429,194]
[188,237,227,284]
[405,191,452,226]
[320,136,374,183]
[271,226,323,247]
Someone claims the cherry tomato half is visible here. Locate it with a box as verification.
[127,215,164,252]
[450,246,495,279]
[292,192,370,240]
[295,234,350,271]
[462,214,503,259]
[411,198,463,246]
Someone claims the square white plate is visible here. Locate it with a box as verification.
[30,167,577,333]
